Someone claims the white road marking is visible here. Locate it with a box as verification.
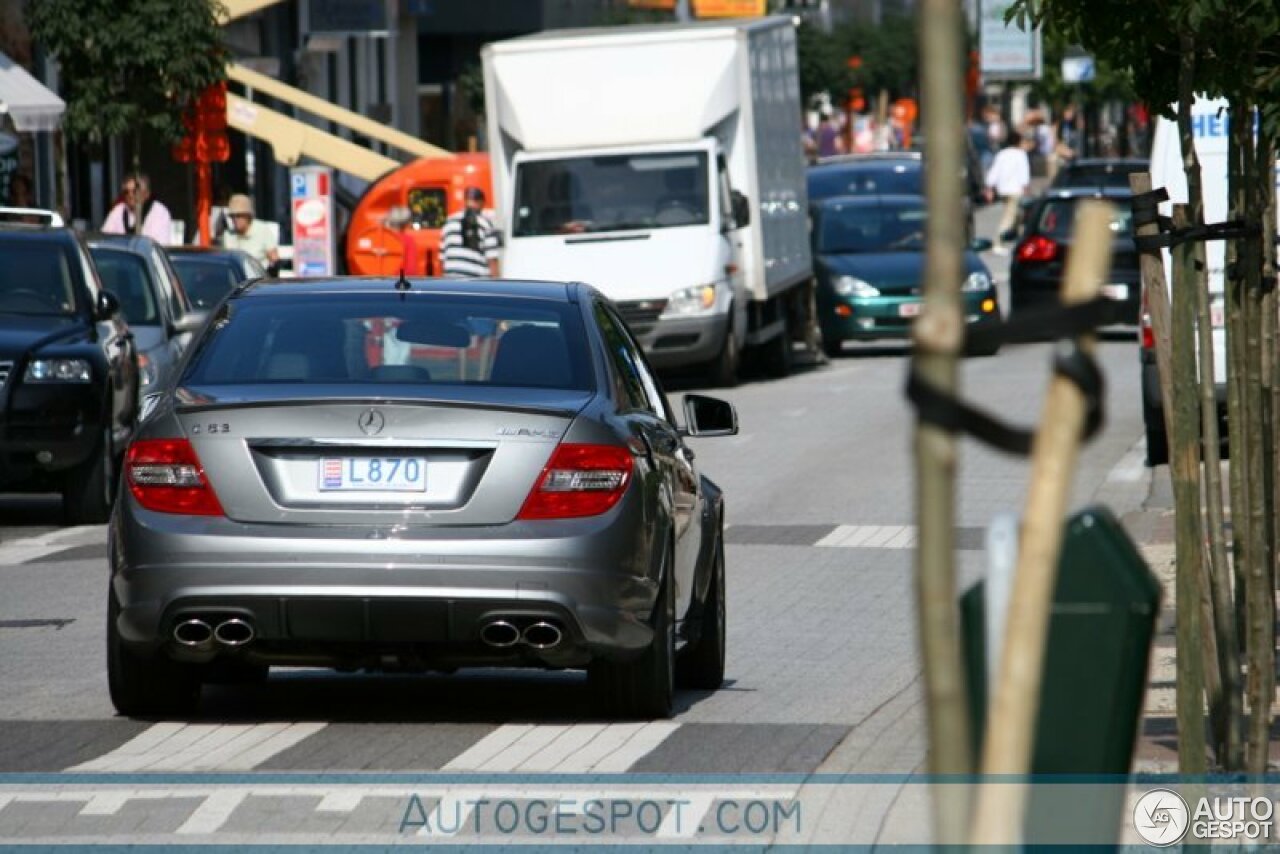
[69,722,325,772]
[658,793,717,838]
[0,525,104,565]
[175,789,247,835]
[816,524,921,549]
[442,722,677,773]
[315,790,365,812]
[418,795,476,838]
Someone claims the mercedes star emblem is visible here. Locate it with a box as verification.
[358,409,385,436]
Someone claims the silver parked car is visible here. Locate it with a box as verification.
[109,278,736,719]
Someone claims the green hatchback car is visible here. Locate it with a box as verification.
[812,194,1000,357]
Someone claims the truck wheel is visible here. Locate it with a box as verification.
[107,592,202,717]
[590,559,676,720]
[676,530,725,690]
[763,317,793,378]
[63,430,114,525]
[706,326,740,388]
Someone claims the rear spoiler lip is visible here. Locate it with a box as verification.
[173,391,593,420]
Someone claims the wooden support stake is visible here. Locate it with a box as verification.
[969,202,1113,844]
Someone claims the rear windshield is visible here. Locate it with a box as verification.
[182,293,594,391]
[1034,199,1133,238]
[91,248,159,325]
[808,163,922,201]
[1052,163,1144,190]
[0,238,79,316]
[170,257,241,309]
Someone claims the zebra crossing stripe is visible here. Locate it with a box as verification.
[68,723,327,772]
[442,722,679,773]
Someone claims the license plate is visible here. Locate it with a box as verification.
[1211,302,1226,328]
[319,457,427,492]
[898,301,922,318]
[1101,284,1129,301]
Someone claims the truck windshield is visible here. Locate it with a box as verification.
[513,152,710,237]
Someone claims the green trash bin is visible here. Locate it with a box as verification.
[961,505,1162,844]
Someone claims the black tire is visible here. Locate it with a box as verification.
[964,339,1001,358]
[1145,416,1169,467]
[676,531,725,690]
[107,592,202,717]
[63,430,114,525]
[591,559,676,720]
[706,325,740,388]
[822,333,844,359]
[762,317,793,379]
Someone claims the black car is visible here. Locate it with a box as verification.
[87,234,204,401]
[167,246,266,310]
[1049,157,1148,192]
[1008,187,1140,324]
[0,225,139,522]
[808,152,981,239]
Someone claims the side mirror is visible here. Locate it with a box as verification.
[970,237,993,253]
[172,310,208,336]
[683,393,738,437]
[731,191,751,228]
[97,290,121,319]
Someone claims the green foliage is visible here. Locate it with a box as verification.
[1025,27,1136,109]
[28,0,227,149]
[796,22,851,102]
[795,15,921,105]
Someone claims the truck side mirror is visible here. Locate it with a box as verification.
[731,191,751,228]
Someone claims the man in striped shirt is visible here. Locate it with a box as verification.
[441,187,500,278]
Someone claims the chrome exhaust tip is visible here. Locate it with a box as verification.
[173,619,213,648]
[480,620,520,648]
[522,621,563,650]
[213,618,254,647]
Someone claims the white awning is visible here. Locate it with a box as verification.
[0,51,64,132]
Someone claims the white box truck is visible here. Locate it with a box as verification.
[482,18,813,385]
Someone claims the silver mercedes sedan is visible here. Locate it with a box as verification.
[108,278,736,719]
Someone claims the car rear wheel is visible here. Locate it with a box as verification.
[591,558,676,720]
[1145,413,1169,467]
[676,529,725,690]
[63,429,114,525]
[107,592,202,717]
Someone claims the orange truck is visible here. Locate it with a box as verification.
[344,153,493,276]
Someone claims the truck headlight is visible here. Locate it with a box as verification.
[962,272,993,293]
[833,275,880,298]
[664,284,718,317]
[25,358,91,383]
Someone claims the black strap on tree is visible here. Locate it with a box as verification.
[1130,187,1258,252]
[904,297,1109,456]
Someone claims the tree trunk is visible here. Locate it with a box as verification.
[913,0,972,841]
[1177,88,1241,768]
[1169,45,1207,775]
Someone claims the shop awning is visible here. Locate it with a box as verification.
[0,51,64,132]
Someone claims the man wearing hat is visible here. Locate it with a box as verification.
[221,193,279,269]
[440,187,500,278]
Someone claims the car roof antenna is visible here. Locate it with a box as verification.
[395,268,411,291]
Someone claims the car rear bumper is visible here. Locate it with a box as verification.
[111,496,661,669]
[1011,269,1141,324]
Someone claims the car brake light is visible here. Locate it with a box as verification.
[125,438,224,516]
[1015,235,1060,263]
[517,443,633,520]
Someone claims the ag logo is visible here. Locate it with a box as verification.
[1133,788,1189,846]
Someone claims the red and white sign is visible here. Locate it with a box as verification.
[290,166,336,276]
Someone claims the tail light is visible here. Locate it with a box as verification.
[125,438,224,516]
[1015,235,1060,263]
[517,443,633,520]
[1139,289,1155,350]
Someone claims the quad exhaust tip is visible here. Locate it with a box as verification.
[173,619,213,648]
[480,620,520,648]
[522,621,563,650]
[213,618,255,647]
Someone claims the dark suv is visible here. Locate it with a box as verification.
[0,225,139,522]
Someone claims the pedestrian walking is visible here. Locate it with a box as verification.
[441,187,500,278]
[815,109,845,159]
[220,194,280,270]
[385,205,422,276]
[102,174,173,245]
[984,130,1034,254]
